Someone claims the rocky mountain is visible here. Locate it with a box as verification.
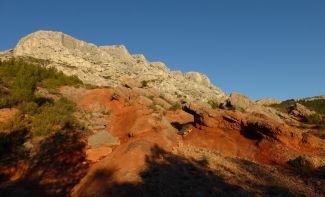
[0,31,324,197]
[1,30,226,105]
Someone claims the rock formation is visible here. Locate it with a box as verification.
[3,30,227,104]
[255,98,281,106]
[289,103,316,119]
[1,31,324,196]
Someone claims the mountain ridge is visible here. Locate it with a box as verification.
[0,30,226,105]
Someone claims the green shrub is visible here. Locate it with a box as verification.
[305,113,322,125]
[0,59,85,142]
[39,69,82,90]
[149,103,158,111]
[19,101,39,114]
[269,100,296,113]
[270,99,325,116]
[208,100,219,109]
[0,59,82,108]
[146,95,154,100]
[141,80,148,88]
[300,99,325,115]
[31,98,77,136]
[169,103,181,111]
[0,97,11,108]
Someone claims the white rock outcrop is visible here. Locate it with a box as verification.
[5,30,227,104]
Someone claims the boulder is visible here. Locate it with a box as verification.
[165,110,194,125]
[227,92,252,110]
[88,130,120,148]
[289,103,316,119]
[255,98,281,106]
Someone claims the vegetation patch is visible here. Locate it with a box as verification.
[0,59,82,107]
[305,113,322,125]
[141,80,148,88]
[208,100,220,109]
[0,59,85,136]
[270,99,325,115]
[270,99,325,127]
[169,102,181,111]
[146,95,154,100]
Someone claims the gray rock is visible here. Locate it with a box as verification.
[23,140,34,151]
[289,103,316,118]
[121,77,141,88]
[227,92,252,110]
[255,98,281,106]
[88,130,120,148]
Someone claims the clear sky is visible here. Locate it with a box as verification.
[0,0,324,100]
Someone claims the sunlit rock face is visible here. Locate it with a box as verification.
[12,30,227,104]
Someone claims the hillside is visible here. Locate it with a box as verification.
[0,32,324,197]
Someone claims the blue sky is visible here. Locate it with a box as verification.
[0,0,324,100]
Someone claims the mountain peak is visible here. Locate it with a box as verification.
[4,30,227,104]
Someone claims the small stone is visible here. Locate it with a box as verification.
[23,141,34,150]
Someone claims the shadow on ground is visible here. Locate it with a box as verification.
[76,145,303,197]
[0,130,89,197]
[228,157,309,197]
[0,130,306,197]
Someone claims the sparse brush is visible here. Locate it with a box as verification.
[208,100,220,109]
[169,103,181,111]
[146,95,154,100]
[305,113,322,125]
[141,80,148,88]
[149,103,158,111]
[30,98,79,136]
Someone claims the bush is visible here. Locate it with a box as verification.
[141,80,148,88]
[300,99,325,115]
[288,156,313,176]
[146,95,154,100]
[270,99,325,116]
[208,100,219,109]
[269,100,296,113]
[19,101,39,114]
[169,103,181,111]
[31,98,78,136]
[305,113,322,125]
[0,59,82,108]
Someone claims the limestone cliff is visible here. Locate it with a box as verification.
[4,30,227,104]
